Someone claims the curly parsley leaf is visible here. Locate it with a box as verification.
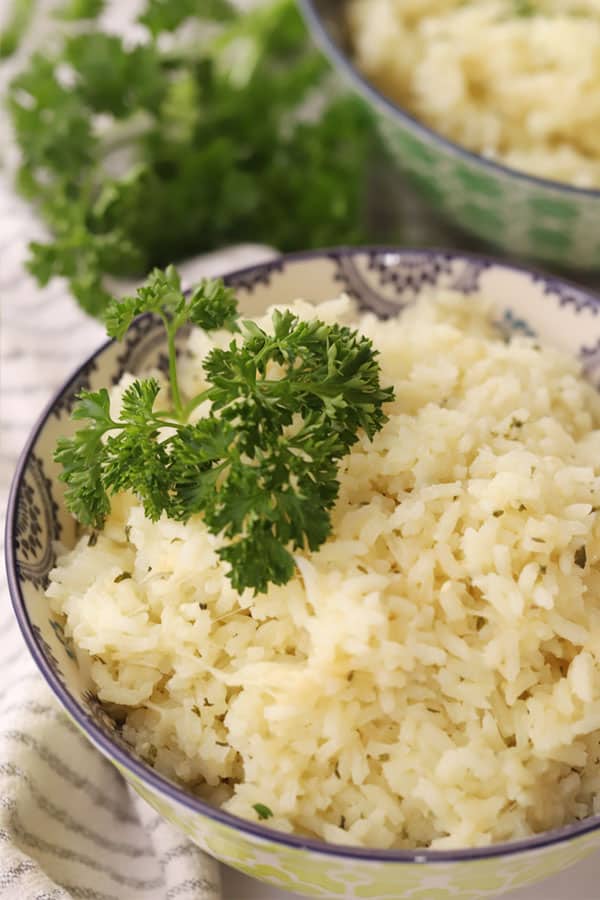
[104,268,238,340]
[56,267,394,594]
[102,405,173,523]
[187,280,239,332]
[54,388,115,528]
[105,265,182,339]
[9,54,96,179]
[64,33,166,117]
[26,189,137,317]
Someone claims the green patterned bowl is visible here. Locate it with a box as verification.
[7,248,600,899]
[300,0,600,272]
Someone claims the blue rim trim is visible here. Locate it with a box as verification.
[6,246,600,865]
[298,0,600,201]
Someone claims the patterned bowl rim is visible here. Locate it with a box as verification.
[298,0,600,201]
[7,245,600,864]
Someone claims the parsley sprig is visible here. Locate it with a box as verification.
[55,267,394,594]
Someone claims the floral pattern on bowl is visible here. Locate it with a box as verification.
[7,247,600,899]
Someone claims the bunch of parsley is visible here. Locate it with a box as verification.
[8,0,381,317]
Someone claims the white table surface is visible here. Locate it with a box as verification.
[221,851,600,899]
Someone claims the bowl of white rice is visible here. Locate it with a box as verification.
[8,247,600,899]
[299,0,600,271]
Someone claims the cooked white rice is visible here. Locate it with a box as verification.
[47,292,600,849]
[348,0,600,188]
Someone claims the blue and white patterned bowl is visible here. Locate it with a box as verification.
[7,248,600,899]
[300,0,600,272]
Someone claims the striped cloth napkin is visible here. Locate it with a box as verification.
[0,165,276,897]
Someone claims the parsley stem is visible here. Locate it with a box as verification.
[181,388,214,421]
[151,410,182,425]
[180,374,352,421]
[165,321,183,420]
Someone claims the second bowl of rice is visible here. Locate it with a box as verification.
[300,0,600,271]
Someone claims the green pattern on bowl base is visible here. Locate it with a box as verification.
[110,761,600,899]
[376,111,597,270]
